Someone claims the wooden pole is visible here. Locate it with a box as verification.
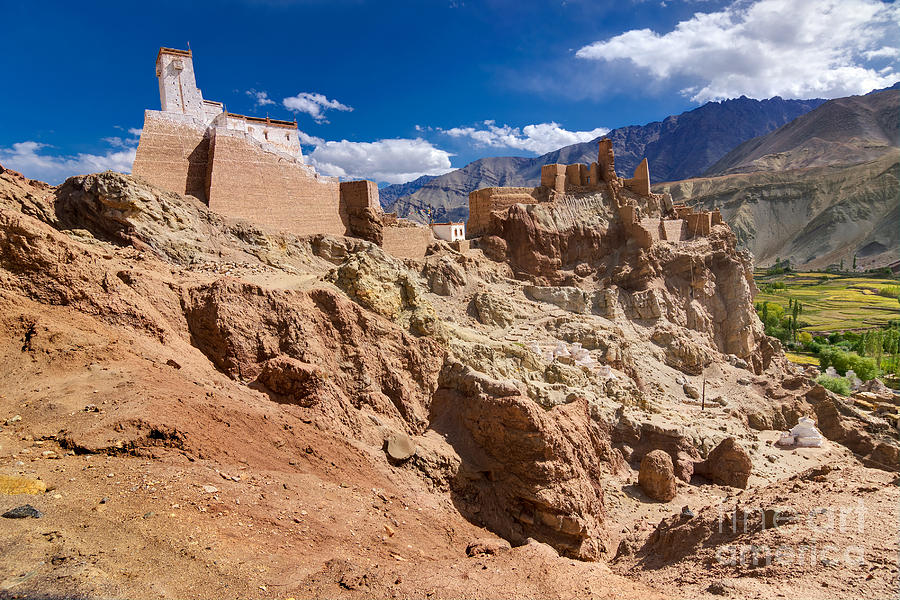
[701,373,706,411]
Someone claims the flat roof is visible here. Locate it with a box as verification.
[226,112,297,129]
[431,222,464,226]
[156,47,192,64]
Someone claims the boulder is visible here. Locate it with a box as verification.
[639,449,677,501]
[471,291,520,328]
[385,431,416,461]
[258,355,331,407]
[694,437,752,488]
[466,538,511,557]
[683,382,700,400]
[0,475,47,495]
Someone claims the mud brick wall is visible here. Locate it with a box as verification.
[132,111,210,201]
[662,219,686,242]
[339,180,380,212]
[623,158,651,197]
[467,187,541,237]
[205,129,346,236]
[685,212,711,238]
[382,224,434,259]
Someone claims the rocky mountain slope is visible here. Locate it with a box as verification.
[658,89,900,269]
[0,163,897,598]
[382,96,824,222]
[706,87,899,175]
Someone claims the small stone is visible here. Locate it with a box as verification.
[2,504,43,519]
[466,538,512,557]
[681,506,695,519]
[100,497,108,504]
[202,485,218,494]
[683,383,700,400]
[385,432,416,461]
[8,415,22,423]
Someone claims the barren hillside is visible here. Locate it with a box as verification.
[0,164,897,599]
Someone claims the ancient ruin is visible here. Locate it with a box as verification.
[132,47,434,258]
[467,139,724,249]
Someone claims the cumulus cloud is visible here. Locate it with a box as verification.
[439,121,609,155]
[575,0,900,102]
[283,92,353,123]
[245,89,276,107]
[308,138,453,184]
[0,141,136,185]
[295,130,325,146]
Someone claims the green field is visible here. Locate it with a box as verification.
[753,271,900,333]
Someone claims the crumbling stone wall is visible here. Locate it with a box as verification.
[623,158,650,196]
[466,140,730,251]
[467,187,543,237]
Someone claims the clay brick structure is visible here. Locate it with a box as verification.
[468,140,727,250]
[382,223,435,259]
[468,187,546,237]
[133,47,433,255]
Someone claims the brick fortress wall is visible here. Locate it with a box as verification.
[132,112,210,200]
[133,111,435,254]
[205,128,346,237]
[133,47,436,259]
[382,224,434,259]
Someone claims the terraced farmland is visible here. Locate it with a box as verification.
[753,271,900,333]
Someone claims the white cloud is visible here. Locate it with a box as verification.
[0,140,136,185]
[296,130,325,146]
[440,121,609,155]
[283,92,353,123]
[246,89,276,107]
[575,0,900,102]
[308,138,453,184]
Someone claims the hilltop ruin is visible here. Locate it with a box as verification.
[132,47,435,258]
[468,139,724,248]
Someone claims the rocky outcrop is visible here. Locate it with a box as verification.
[693,437,752,488]
[805,385,900,471]
[345,206,384,246]
[326,250,441,337]
[182,279,444,437]
[479,193,776,373]
[470,291,520,327]
[431,358,625,560]
[639,450,677,501]
[524,285,591,313]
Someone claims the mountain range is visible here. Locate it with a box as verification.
[380,96,826,222]
[658,87,899,270]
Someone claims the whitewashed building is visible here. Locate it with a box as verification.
[431,222,465,242]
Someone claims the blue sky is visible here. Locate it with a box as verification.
[1,0,897,184]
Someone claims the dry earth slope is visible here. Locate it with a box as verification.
[0,163,897,599]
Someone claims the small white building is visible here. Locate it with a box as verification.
[431,222,465,242]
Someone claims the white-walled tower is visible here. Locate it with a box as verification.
[155,48,206,120]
